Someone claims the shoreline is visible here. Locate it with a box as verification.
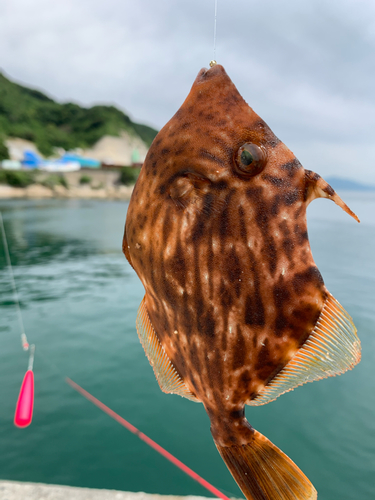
[0,183,134,201]
[0,480,222,500]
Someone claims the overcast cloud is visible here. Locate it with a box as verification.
[0,0,374,182]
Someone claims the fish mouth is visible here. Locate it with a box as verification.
[196,63,225,83]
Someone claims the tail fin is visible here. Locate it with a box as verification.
[215,429,317,500]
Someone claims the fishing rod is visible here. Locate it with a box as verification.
[0,210,231,500]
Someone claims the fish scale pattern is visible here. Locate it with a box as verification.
[249,292,361,406]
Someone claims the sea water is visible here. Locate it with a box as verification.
[0,195,374,500]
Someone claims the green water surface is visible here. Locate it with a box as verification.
[0,196,374,500]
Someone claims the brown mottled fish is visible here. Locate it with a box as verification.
[123,64,361,500]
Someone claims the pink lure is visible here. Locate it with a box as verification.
[14,370,34,428]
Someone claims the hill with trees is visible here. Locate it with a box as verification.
[0,71,158,159]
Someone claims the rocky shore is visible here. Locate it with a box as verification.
[0,481,220,500]
[0,169,135,200]
[0,183,134,200]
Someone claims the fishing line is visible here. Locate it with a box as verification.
[0,212,29,350]
[1,211,35,427]
[1,210,232,499]
[211,0,218,67]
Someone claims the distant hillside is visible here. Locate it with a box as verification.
[326,176,375,192]
[0,71,158,157]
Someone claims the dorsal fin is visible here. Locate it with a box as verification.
[136,297,199,402]
[248,292,361,406]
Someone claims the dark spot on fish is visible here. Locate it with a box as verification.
[273,284,291,309]
[226,247,242,284]
[239,371,252,393]
[305,170,320,182]
[199,149,226,166]
[161,148,170,155]
[268,137,281,148]
[271,194,282,216]
[244,294,265,327]
[217,190,235,239]
[162,210,171,244]
[216,119,228,127]
[279,220,291,237]
[292,266,324,295]
[263,174,286,187]
[274,313,287,337]
[190,342,201,376]
[170,242,186,287]
[232,327,246,370]
[191,218,206,242]
[292,303,319,328]
[174,148,186,156]
[239,205,247,243]
[213,180,228,190]
[295,224,308,244]
[202,192,215,218]
[284,188,301,206]
[324,184,335,196]
[181,121,191,130]
[265,236,277,275]
[282,238,294,260]
[200,308,216,338]
[280,158,302,177]
[255,200,269,228]
[219,205,230,239]
[230,408,245,420]
[219,279,233,310]
[222,92,240,108]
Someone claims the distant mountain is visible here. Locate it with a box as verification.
[326,176,375,192]
[0,71,158,157]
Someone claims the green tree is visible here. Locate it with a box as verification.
[119,167,140,186]
[0,137,9,160]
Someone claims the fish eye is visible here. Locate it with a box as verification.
[234,143,267,178]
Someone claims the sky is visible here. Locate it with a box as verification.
[0,0,374,183]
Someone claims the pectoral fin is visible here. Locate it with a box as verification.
[304,170,360,222]
[136,297,198,402]
[249,292,361,406]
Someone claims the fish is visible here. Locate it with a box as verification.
[123,64,361,500]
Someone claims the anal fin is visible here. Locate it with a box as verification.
[136,297,198,402]
[249,292,361,406]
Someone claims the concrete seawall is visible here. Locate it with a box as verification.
[0,481,223,500]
